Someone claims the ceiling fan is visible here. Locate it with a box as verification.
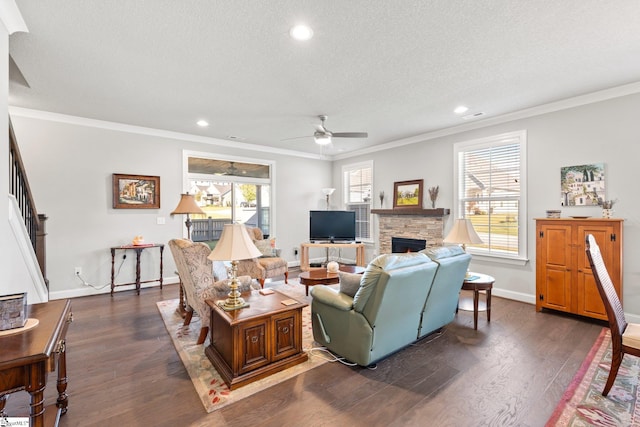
[313,115,368,145]
[284,115,368,145]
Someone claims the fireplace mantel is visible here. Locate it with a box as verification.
[371,208,450,216]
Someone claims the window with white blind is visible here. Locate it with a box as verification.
[453,130,527,261]
[342,161,373,241]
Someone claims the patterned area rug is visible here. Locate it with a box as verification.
[156,279,329,413]
[547,328,640,426]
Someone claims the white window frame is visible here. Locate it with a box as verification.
[342,160,373,243]
[182,150,276,236]
[452,130,528,265]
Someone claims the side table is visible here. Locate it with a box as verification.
[458,272,495,330]
[205,291,308,390]
[0,299,72,427]
[110,243,164,296]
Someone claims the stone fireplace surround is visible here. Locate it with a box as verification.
[372,208,450,255]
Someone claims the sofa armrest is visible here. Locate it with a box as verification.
[310,286,354,311]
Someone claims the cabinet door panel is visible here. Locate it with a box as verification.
[544,227,572,266]
[542,267,572,311]
[577,272,607,319]
[273,311,300,361]
[238,320,270,374]
[576,224,617,319]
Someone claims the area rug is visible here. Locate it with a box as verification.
[156,280,329,413]
[546,328,640,426]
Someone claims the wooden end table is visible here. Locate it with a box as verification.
[298,265,366,296]
[205,290,308,390]
[110,243,164,296]
[0,299,72,427]
[458,272,495,330]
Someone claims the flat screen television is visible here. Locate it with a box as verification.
[309,210,356,243]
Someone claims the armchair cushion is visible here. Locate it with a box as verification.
[339,271,361,298]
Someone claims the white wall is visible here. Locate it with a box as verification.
[9,115,331,299]
[333,91,640,319]
[8,89,640,320]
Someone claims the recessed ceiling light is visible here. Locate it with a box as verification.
[289,24,313,41]
[454,106,469,114]
[196,120,209,127]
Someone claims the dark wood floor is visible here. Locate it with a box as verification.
[5,279,605,427]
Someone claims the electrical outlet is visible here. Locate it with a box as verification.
[75,267,82,276]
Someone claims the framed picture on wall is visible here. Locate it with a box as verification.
[560,163,605,207]
[112,174,160,209]
[393,179,423,209]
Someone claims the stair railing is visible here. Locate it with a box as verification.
[8,120,48,281]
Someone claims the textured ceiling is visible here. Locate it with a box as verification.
[8,1,640,157]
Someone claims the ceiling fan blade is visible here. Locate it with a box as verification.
[332,132,368,138]
[280,135,312,142]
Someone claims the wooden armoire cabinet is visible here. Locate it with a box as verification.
[535,218,623,320]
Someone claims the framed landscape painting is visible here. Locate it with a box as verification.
[393,179,423,209]
[112,174,160,209]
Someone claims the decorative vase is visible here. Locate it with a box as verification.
[326,261,339,273]
[602,208,613,219]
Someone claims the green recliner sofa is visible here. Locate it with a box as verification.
[310,247,471,366]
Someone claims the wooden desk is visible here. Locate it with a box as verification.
[110,243,164,295]
[458,273,494,330]
[205,291,308,390]
[0,299,72,427]
[300,242,365,271]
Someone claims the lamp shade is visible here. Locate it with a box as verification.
[171,193,205,215]
[321,188,335,196]
[444,218,483,245]
[208,224,262,261]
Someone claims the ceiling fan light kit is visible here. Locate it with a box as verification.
[314,134,332,145]
[312,115,367,145]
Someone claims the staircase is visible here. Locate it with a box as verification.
[8,120,49,302]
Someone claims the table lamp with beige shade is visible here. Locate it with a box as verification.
[208,223,262,311]
[443,218,483,277]
[170,193,205,240]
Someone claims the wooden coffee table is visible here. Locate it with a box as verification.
[298,265,366,296]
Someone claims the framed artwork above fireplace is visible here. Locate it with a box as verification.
[393,179,423,209]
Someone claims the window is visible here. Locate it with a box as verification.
[453,130,527,261]
[184,152,274,241]
[342,161,373,241]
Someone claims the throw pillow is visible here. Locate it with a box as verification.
[339,271,361,298]
[254,239,274,257]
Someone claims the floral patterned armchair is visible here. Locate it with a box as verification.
[236,227,288,288]
[168,238,259,344]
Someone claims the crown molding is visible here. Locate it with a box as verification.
[333,81,640,161]
[8,107,329,161]
[0,0,27,35]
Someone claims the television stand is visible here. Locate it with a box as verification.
[300,242,366,271]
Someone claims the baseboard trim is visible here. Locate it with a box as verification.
[490,287,535,305]
[50,276,180,300]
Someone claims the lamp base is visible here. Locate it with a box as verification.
[216,260,249,311]
[217,298,249,311]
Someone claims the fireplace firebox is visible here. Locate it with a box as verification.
[391,237,426,253]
